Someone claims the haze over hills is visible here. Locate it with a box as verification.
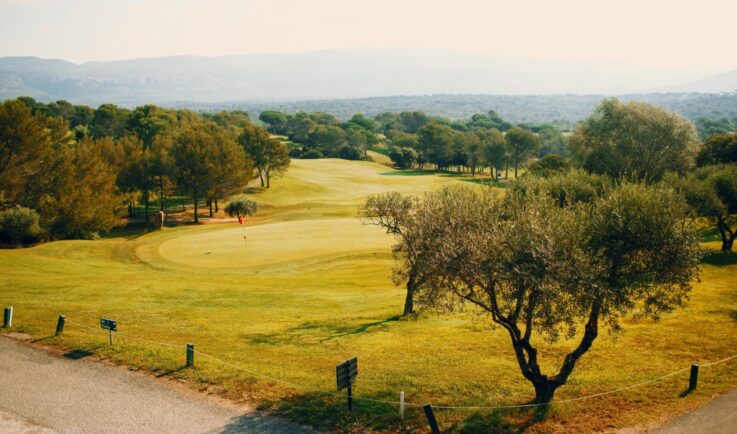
[1,48,735,107]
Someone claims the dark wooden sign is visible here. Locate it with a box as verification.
[100,317,117,331]
[336,357,357,390]
[336,357,358,410]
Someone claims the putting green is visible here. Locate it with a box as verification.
[156,218,393,269]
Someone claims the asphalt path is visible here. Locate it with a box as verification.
[651,387,737,434]
[0,336,315,434]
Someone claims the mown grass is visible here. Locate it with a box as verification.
[1,158,737,433]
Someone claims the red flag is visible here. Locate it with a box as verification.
[238,216,243,225]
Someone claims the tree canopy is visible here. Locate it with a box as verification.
[569,98,700,182]
[374,177,700,403]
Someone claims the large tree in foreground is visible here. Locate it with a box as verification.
[569,98,700,182]
[398,180,700,404]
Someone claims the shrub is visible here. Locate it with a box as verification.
[301,149,323,159]
[0,206,41,247]
[337,145,362,160]
[224,196,259,219]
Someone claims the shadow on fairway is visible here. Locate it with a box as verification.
[244,315,402,346]
[456,408,546,434]
[379,169,440,176]
[264,390,400,433]
[100,222,151,240]
[701,251,737,266]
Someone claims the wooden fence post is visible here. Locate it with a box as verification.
[689,364,700,390]
[3,306,12,328]
[423,404,440,434]
[399,391,405,420]
[55,315,65,336]
[186,343,195,367]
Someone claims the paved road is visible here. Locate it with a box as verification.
[0,336,315,434]
[651,388,737,434]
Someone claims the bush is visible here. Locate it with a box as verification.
[526,154,571,177]
[0,206,41,247]
[387,146,418,169]
[301,149,323,159]
[224,196,259,219]
[337,145,362,160]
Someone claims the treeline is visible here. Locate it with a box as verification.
[259,108,567,175]
[201,92,737,129]
[259,110,380,159]
[0,98,288,245]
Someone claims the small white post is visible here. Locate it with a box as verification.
[399,391,405,420]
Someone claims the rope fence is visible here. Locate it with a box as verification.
[57,315,737,410]
[4,307,737,429]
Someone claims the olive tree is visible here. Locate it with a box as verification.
[569,98,700,182]
[401,179,700,404]
[668,164,737,251]
[361,192,448,315]
[224,195,259,220]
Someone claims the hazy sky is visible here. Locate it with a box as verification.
[1,0,736,72]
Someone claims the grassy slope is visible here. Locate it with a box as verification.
[2,158,737,433]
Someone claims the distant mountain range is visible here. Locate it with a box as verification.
[1,49,736,107]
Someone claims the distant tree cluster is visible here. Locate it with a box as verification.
[259,111,379,160]
[213,92,737,131]
[0,98,288,246]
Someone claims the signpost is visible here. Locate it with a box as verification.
[100,317,117,345]
[336,357,358,410]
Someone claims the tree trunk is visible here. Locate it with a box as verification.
[259,170,265,187]
[144,192,150,223]
[208,199,213,217]
[403,275,416,316]
[514,161,519,178]
[128,201,134,218]
[193,196,199,224]
[159,176,165,211]
[215,198,219,213]
[266,169,271,188]
[723,237,735,252]
[717,219,735,251]
[532,379,558,405]
[181,197,185,212]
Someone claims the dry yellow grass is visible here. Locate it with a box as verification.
[1,159,736,433]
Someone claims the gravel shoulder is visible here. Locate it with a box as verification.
[0,336,315,434]
[650,387,737,434]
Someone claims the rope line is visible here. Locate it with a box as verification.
[61,317,737,410]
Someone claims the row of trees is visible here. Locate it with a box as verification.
[259,110,380,159]
[379,111,564,176]
[258,108,566,171]
[0,98,289,245]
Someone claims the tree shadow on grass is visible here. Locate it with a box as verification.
[701,251,737,266]
[244,315,401,346]
[155,366,188,378]
[63,345,103,360]
[457,408,547,434]
[100,222,151,240]
[259,390,400,433]
[380,169,440,176]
